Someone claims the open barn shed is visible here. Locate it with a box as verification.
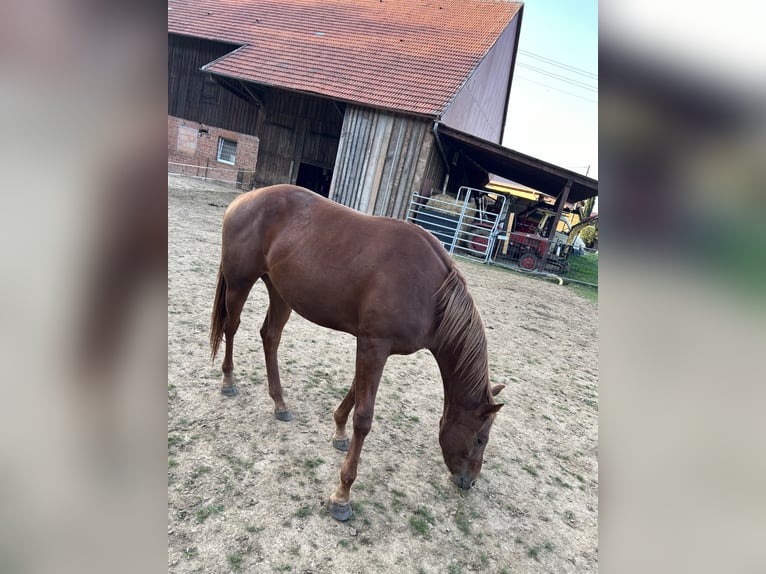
[168,0,524,216]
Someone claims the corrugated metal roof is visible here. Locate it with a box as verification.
[168,0,522,116]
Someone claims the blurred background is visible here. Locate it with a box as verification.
[0,1,763,572]
[599,1,766,573]
[0,1,167,572]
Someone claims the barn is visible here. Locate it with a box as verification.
[167,0,531,219]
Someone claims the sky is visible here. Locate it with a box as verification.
[503,0,598,180]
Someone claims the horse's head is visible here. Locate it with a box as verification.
[439,384,505,489]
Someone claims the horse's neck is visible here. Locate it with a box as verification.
[432,345,489,411]
[430,271,489,410]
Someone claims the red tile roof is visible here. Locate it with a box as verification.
[168,0,522,116]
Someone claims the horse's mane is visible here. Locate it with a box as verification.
[432,266,491,403]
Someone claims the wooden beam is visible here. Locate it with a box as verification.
[547,179,572,240]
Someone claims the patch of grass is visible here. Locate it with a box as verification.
[228,553,243,571]
[565,281,598,302]
[294,506,312,518]
[191,465,212,479]
[448,563,463,574]
[168,384,177,399]
[390,489,406,513]
[195,503,224,523]
[245,524,264,534]
[273,565,292,572]
[338,539,351,549]
[168,457,177,468]
[303,457,324,470]
[454,505,471,535]
[410,415,420,423]
[553,476,572,489]
[167,434,182,450]
[351,501,364,516]
[248,373,262,384]
[409,507,436,539]
[521,463,539,477]
[182,547,197,559]
[527,542,554,562]
[565,251,598,286]
[222,454,254,476]
[366,499,387,514]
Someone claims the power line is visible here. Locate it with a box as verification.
[515,75,598,104]
[519,49,597,80]
[517,63,598,93]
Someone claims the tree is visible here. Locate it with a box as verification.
[579,225,597,248]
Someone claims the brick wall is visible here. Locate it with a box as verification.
[168,115,260,188]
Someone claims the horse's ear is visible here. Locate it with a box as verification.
[478,403,504,418]
[491,384,505,397]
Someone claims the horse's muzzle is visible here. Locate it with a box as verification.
[452,473,477,489]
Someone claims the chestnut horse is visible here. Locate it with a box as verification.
[210,184,504,521]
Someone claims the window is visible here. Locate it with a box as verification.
[217,138,237,165]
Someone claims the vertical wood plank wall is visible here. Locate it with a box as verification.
[253,91,343,189]
[330,106,444,219]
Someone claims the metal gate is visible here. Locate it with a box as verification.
[406,186,506,263]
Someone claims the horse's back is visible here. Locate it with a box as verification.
[222,185,453,350]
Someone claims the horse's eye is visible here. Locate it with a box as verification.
[476,437,486,446]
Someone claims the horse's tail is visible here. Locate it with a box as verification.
[210,263,227,362]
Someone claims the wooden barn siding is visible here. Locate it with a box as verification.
[253,91,342,188]
[330,106,437,219]
[168,34,261,135]
[440,14,519,143]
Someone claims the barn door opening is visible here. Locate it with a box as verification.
[296,162,333,197]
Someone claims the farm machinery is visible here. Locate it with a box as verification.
[408,187,596,275]
[495,205,597,274]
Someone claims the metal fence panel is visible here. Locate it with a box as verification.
[406,187,505,264]
[408,189,598,287]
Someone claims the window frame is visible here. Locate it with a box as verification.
[217,137,237,165]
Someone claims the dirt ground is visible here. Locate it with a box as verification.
[168,175,598,573]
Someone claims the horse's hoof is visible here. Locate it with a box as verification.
[274,409,293,422]
[221,385,239,397]
[332,437,350,452]
[328,500,353,521]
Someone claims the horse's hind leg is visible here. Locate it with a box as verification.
[332,384,355,451]
[221,280,254,396]
[260,276,293,421]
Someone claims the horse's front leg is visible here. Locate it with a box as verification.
[328,338,389,521]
